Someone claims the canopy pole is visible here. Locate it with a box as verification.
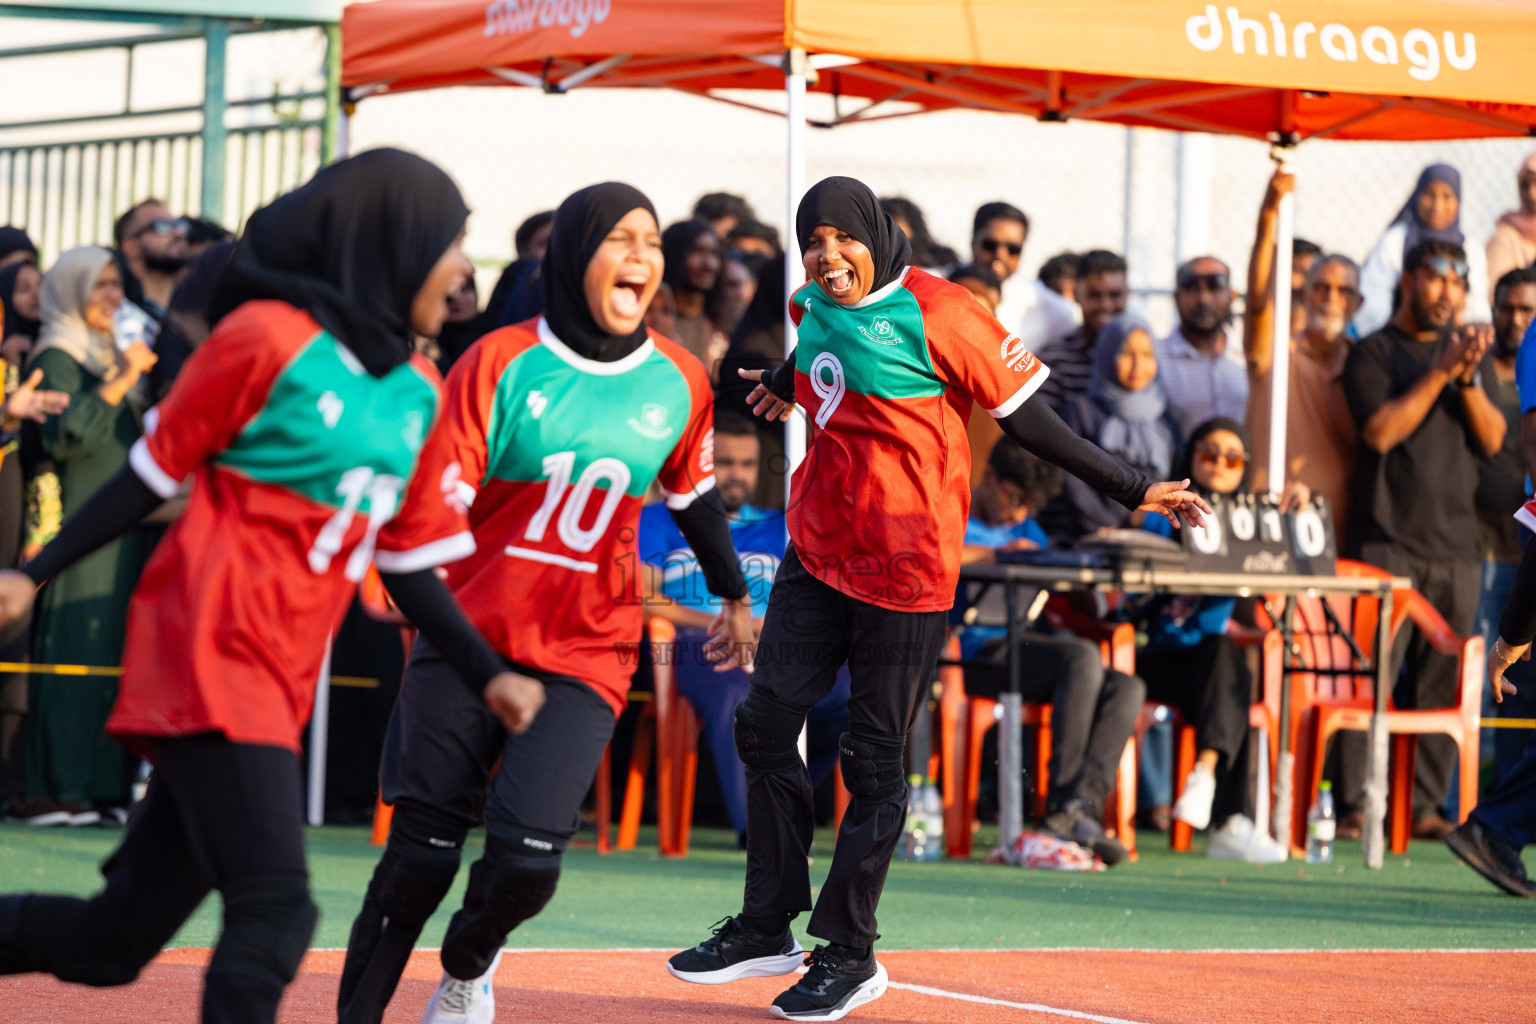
[199,17,228,223]
[1267,147,1294,497]
[784,49,809,484]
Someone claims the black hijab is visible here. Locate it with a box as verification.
[0,227,36,267]
[541,181,657,363]
[0,262,40,341]
[795,176,912,294]
[1175,417,1253,496]
[661,220,716,296]
[209,148,469,377]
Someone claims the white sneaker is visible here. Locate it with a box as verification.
[421,948,502,1024]
[1172,765,1216,830]
[1205,814,1288,864]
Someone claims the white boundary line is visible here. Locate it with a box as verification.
[307,946,1536,955]
[887,980,1153,1024]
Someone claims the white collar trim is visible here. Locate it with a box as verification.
[846,267,911,309]
[536,317,655,376]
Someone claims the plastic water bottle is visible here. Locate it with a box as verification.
[1306,780,1335,864]
[921,777,944,858]
[900,774,942,861]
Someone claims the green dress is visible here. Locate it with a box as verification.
[26,347,155,806]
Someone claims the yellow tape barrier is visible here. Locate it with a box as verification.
[0,662,656,701]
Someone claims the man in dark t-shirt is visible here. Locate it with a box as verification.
[1342,238,1506,839]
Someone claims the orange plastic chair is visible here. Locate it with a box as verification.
[1305,560,1483,854]
[593,617,851,857]
[941,608,1141,860]
[1152,627,1284,853]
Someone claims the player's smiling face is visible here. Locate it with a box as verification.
[585,207,663,335]
[803,224,875,305]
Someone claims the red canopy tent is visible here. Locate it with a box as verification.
[342,0,1536,867]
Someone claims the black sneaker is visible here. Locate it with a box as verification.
[769,944,888,1022]
[667,916,804,985]
[1445,820,1536,898]
[1042,800,1128,866]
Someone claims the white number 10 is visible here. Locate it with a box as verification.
[525,450,632,553]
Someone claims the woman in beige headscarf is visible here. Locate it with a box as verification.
[1487,152,1536,299]
[17,245,158,826]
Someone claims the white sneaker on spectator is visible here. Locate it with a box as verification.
[1205,814,1288,864]
[421,948,501,1024]
[1172,765,1216,830]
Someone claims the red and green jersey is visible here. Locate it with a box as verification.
[432,317,716,716]
[788,267,1047,612]
[115,301,472,753]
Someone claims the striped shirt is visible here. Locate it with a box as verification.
[1157,326,1248,438]
[1034,325,1095,414]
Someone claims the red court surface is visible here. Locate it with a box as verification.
[3,947,1529,1022]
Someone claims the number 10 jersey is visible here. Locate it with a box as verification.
[427,317,717,715]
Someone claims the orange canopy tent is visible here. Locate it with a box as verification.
[342,0,1534,868]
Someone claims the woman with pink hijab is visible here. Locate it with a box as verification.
[1487,152,1536,298]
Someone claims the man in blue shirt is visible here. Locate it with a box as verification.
[958,441,1145,865]
[639,412,849,845]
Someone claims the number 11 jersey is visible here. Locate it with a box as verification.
[426,317,717,715]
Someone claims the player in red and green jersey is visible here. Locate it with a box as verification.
[0,150,543,1024]
[667,177,1210,1022]
[337,182,756,1024]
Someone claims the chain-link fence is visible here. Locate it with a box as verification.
[353,85,1536,335]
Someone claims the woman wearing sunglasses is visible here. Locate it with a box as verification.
[1138,417,1308,864]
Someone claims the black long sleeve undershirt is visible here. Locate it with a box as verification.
[378,569,506,690]
[761,353,1150,511]
[21,465,508,691]
[997,398,1152,510]
[1499,537,1536,647]
[669,487,750,603]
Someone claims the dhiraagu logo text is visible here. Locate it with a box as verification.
[484,0,611,39]
[628,402,673,440]
[857,316,903,347]
[1185,5,1474,83]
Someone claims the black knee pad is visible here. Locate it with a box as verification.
[733,688,805,774]
[208,875,318,990]
[374,805,469,927]
[838,730,906,800]
[474,832,563,933]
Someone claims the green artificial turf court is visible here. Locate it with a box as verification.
[2,822,1532,952]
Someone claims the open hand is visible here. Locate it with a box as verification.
[5,369,70,423]
[1137,479,1212,529]
[1489,637,1529,704]
[739,368,795,422]
[703,596,756,674]
[483,671,546,734]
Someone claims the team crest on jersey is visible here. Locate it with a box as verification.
[857,316,903,346]
[628,402,674,440]
[1000,334,1036,373]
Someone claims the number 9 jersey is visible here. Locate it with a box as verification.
[112,301,476,754]
[415,316,717,716]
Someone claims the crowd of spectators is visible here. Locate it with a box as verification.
[3,157,1535,873]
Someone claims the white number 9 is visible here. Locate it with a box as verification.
[810,351,845,429]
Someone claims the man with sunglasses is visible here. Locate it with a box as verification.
[1342,237,1506,842]
[1244,169,1362,541]
[113,199,191,320]
[972,201,1076,356]
[1159,256,1247,438]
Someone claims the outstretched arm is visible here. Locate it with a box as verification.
[379,569,544,734]
[738,351,798,421]
[997,399,1210,529]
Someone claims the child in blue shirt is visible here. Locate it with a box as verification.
[958,440,1145,865]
